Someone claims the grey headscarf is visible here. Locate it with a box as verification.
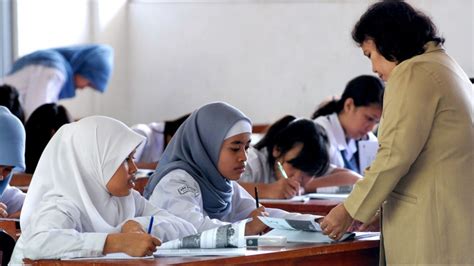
[144,102,252,219]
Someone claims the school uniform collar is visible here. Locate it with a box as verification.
[327,113,357,160]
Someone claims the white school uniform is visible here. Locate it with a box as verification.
[314,113,377,173]
[149,169,317,232]
[131,122,165,163]
[0,185,25,214]
[10,116,196,263]
[10,190,195,263]
[1,65,65,119]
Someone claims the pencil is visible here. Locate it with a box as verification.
[254,186,262,235]
[277,161,289,179]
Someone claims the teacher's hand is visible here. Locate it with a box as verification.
[320,203,353,241]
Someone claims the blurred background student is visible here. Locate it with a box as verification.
[25,103,72,174]
[0,44,113,118]
[131,113,190,169]
[0,84,25,124]
[0,106,27,219]
[239,115,360,199]
[312,75,384,174]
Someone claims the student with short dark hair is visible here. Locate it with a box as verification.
[239,115,362,198]
[0,84,25,124]
[321,1,473,264]
[312,75,384,174]
[25,103,72,174]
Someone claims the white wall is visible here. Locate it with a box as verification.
[14,0,474,125]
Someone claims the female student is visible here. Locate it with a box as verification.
[312,75,384,174]
[0,106,26,219]
[10,116,196,263]
[1,44,113,118]
[25,103,72,174]
[144,102,322,235]
[321,1,473,264]
[238,115,360,199]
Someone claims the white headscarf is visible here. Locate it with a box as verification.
[20,116,145,232]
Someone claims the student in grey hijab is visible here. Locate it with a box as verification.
[145,102,322,235]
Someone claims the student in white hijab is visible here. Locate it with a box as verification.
[10,116,196,263]
[144,102,321,235]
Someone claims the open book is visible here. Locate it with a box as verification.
[259,216,354,243]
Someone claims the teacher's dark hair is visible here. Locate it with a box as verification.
[352,0,444,63]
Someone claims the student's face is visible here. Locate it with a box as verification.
[218,133,251,181]
[74,74,92,90]
[273,143,314,183]
[0,165,14,181]
[342,100,382,140]
[106,151,138,197]
[361,39,397,82]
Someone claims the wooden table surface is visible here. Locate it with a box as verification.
[25,236,379,266]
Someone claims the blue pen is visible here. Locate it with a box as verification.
[147,216,154,234]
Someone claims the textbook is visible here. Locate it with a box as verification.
[259,216,354,243]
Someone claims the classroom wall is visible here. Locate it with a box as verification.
[14,0,474,125]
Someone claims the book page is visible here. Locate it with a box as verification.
[158,219,247,249]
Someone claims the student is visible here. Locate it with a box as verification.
[25,103,72,174]
[0,106,26,219]
[10,116,196,263]
[321,1,473,264]
[131,113,190,169]
[312,75,384,174]
[0,84,25,124]
[1,44,113,118]
[238,115,360,199]
[144,102,323,235]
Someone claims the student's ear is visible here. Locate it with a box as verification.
[272,146,282,158]
[343,98,355,113]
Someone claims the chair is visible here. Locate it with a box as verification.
[0,229,16,265]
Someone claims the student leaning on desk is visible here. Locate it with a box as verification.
[238,115,361,199]
[312,74,384,175]
[144,102,322,235]
[320,1,474,265]
[9,116,197,263]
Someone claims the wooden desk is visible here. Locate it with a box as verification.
[25,237,379,265]
[261,199,340,216]
[11,173,33,193]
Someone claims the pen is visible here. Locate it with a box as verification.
[277,161,288,179]
[254,187,262,236]
[147,216,154,234]
[255,187,260,209]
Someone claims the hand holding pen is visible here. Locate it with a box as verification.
[245,187,268,236]
[276,161,301,197]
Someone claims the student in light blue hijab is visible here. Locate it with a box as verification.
[0,106,26,218]
[1,44,113,118]
[145,102,323,235]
